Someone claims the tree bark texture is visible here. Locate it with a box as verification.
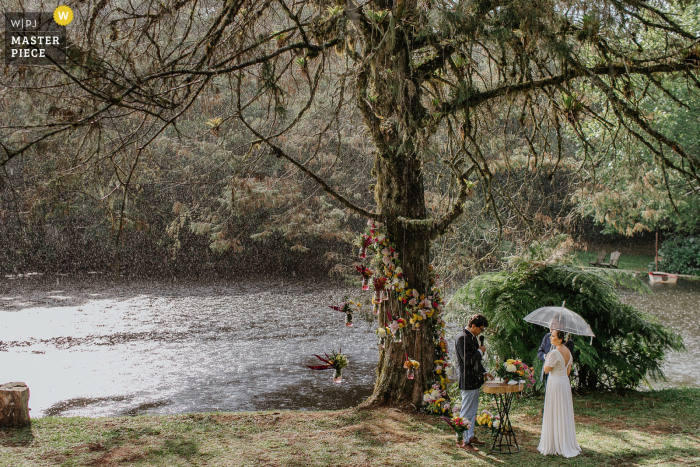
[0,382,30,428]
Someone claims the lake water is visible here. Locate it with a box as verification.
[1,276,698,418]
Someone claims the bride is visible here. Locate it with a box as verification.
[538,329,581,458]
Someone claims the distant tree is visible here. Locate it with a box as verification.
[1,0,698,405]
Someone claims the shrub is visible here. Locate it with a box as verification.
[446,265,684,390]
[657,236,700,275]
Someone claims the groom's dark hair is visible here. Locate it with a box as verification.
[468,314,488,328]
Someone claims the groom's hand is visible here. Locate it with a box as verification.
[478,345,485,354]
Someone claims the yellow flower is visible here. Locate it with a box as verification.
[436,369,442,374]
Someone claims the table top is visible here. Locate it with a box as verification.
[482,382,524,394]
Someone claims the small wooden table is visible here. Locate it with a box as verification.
[482,382,523,454]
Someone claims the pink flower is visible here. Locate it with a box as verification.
[409,298,417,306]
[393,252,399,259]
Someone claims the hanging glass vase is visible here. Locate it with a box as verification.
[394,329,402,343]
[358,246,367,258]
[378,337,385,349]
[380,289,387,302]
[362,276,370,290]
[345,312,353,327]
[406,367,415,379]
[333,369,342,383]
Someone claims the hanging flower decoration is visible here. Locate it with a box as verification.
[357,235,372,258]
[372,276,388,304]
[329,297,361,327]
[375,326,390,348]
[307,349,348,383]
[404,356,420,379]
[356,264,374,290]
[354,220,451,412]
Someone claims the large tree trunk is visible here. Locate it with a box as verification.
[356,10,443,407]
[362,152,437,407]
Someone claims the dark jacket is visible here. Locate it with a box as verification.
[455,328,486,390]
[537,333,575,381]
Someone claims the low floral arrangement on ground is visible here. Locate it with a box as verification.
[494,358,535,386]
[423,383,450,415]
[440,415,471,437]
[307,349,348,381]
[476,409,501,434]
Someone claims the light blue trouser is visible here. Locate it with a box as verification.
[460,388,480,442]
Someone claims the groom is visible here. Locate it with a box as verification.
[455,313,492,452]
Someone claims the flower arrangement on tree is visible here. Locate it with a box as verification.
[376,326,391,348]
[355,264,374,290]
[357,235,372,258]
[494,358,535,386]
[329,297,361,327]
[307,349,348,383]
[404,356,420,380]
[350,220,450,414]
[372,276,388,307]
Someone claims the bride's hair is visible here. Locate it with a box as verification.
[553,329,568,342]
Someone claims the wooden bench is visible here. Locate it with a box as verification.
[588,251,606,267]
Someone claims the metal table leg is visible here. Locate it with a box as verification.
[490,392,520,454]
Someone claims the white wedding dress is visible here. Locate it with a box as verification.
[538,348,581,458]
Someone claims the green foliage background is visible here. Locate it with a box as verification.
[658,237,700,275]
[446,265,684,390]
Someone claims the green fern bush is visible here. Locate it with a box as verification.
[446,265,684,390]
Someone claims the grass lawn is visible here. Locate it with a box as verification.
[572,251,654,272]
[2,388,699,466]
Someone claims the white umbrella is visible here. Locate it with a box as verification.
[523,302,595,343]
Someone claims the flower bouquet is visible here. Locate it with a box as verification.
[404,357,420,379]
[357,234,372,258]
[307,349,349,383]
[355,264,374,290]
[329,297,360,327]
[375,326,390,348]
[440,415,471,445]
[388,320,403,343]
[494,358,535,387]
[475,410,501,435]
[372,277,388,306]
[423,383,448,415]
